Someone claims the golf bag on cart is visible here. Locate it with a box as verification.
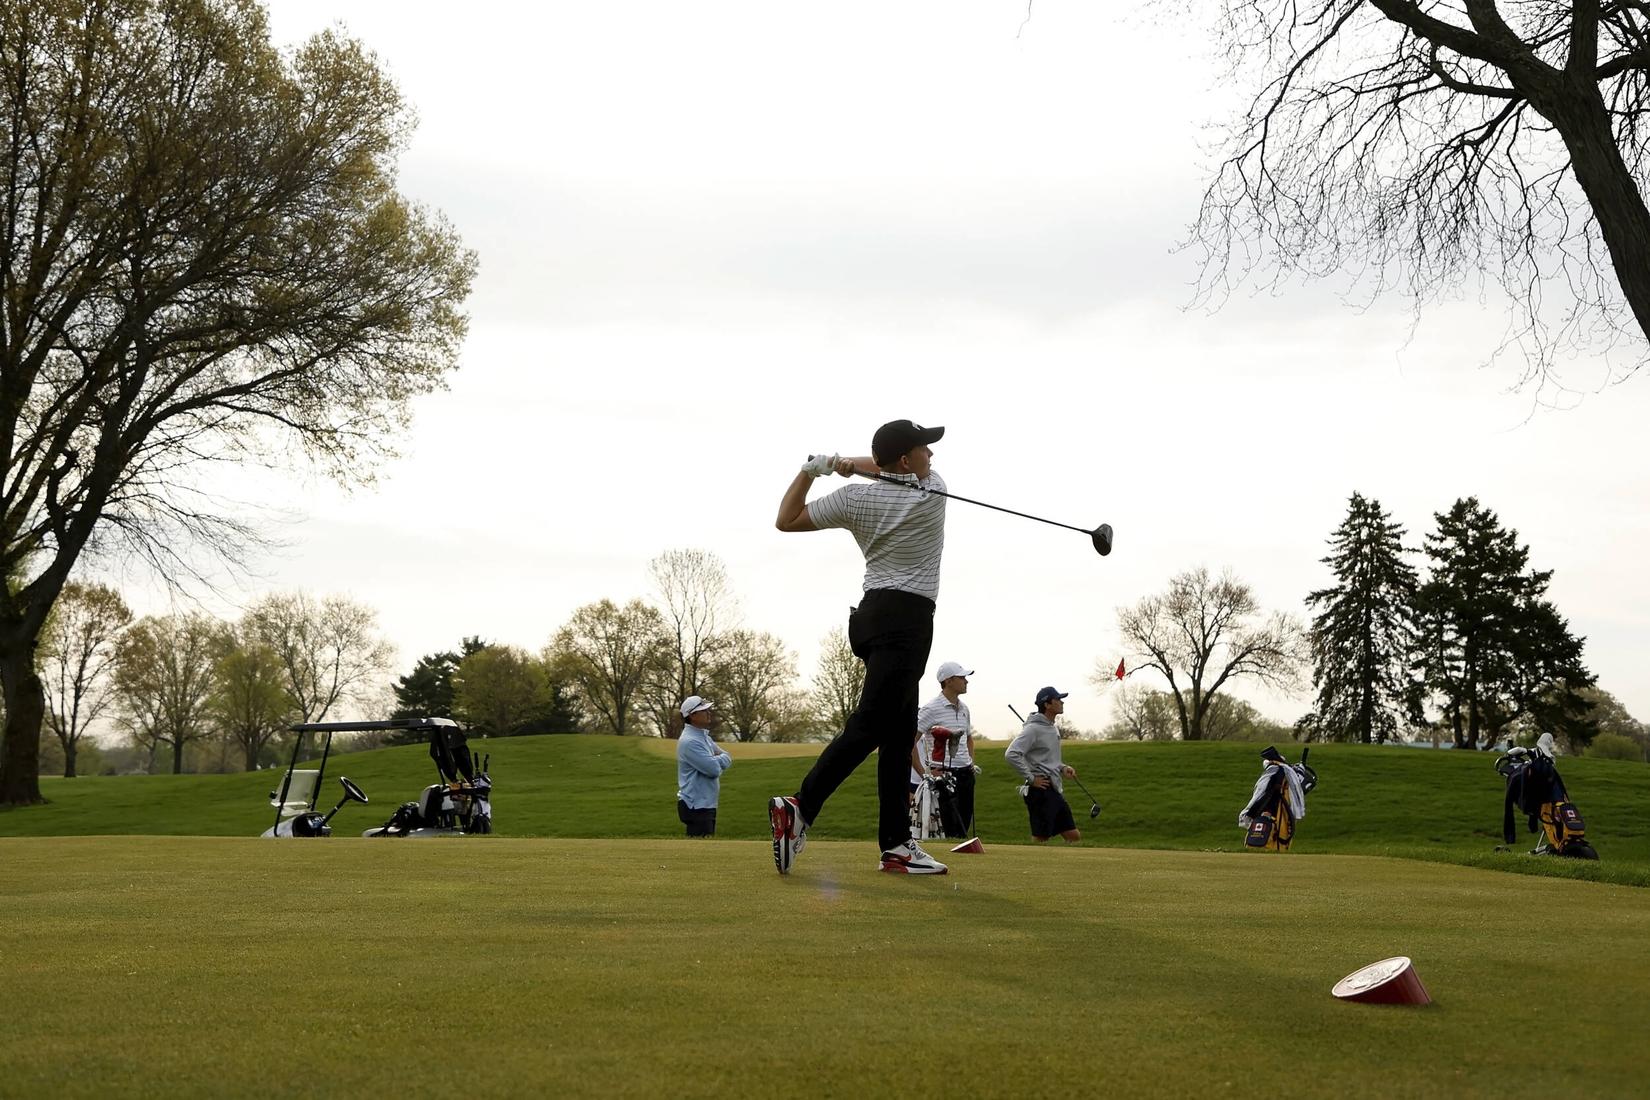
[1239,746,1317,851]
[364,720,493,838]
[1496,734,1597,860]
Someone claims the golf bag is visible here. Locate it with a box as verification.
[910,770,958,841]
[1239,747,1316,852]
[913,726,969,838]
[1496,737,1597,860]
[364,724,493,837]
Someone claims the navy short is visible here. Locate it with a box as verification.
[677,800,716,837]
[1024,786,1076,838]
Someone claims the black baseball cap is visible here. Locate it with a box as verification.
[1034,686,1068,707]
[872,419,944,466]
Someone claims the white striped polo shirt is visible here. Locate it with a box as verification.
[808,470,947,600]
[916,693,973,767]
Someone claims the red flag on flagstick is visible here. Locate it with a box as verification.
[1115,658,1126,680]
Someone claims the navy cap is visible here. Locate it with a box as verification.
[872,419,944,466]
[1034,686,1068,707]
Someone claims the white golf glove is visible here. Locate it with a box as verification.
[801,453,840,479]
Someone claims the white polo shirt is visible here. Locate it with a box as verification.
[808,470,947,600]
[916,693,973,768]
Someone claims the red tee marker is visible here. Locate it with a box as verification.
[1331,957,1432,1005]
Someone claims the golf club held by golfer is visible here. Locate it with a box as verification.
[807,455,1113,556]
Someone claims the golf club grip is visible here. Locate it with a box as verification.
[1301,747,1310,767]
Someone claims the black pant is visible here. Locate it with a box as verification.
[677,800,716,837]
[798,588,935,852]
[937,766,974,837]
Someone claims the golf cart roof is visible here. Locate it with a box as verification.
[289,717,460,734]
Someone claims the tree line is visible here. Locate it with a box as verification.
[19,549,870,776]
[24,589,394,776]
[1096,494,1647,760]
[388,550,865,746]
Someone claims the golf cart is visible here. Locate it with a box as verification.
[261,722,371,837]
[359,716,493,838]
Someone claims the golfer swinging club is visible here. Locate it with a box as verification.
[768,419,950,875]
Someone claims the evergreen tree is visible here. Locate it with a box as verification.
[1304,493,1420,744]
[1415,498,1594,749]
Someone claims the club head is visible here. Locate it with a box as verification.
[1091,523,1113,556]
[1089,803,1101,819]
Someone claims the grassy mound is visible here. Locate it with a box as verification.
[2,836,1647,1098]
[4,736,1647,885]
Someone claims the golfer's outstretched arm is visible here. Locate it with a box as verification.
[776,456,861,532]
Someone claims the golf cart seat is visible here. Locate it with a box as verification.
[269,768,319,815]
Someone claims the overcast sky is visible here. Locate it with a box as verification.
[110,1,1650,737]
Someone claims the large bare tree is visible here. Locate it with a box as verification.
[113,611,223,774]
[1188,0,1650,384]
[244,592,395,724]
[705,629,796,742]
[810,627,865,737]
[546,599,667,735]
[209,629,293,771]
[38,580,130,776]
[1107,566,1309,741]
[0,0,474,804]
[645,549,736,736]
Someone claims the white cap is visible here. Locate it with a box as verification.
[935,661,973,683]
[680,695,714,720]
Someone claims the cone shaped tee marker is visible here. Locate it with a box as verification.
[949,837,984,854]
[1332,957,1432,1006]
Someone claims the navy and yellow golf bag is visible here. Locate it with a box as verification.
[1239,746,1317,851]
[1497,740,1597,860]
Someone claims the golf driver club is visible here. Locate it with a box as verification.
[810,457,1112,556]
[1008,704,1101,819]
[1070,774,1103,820]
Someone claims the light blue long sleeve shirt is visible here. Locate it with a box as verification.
[676,725,732,810]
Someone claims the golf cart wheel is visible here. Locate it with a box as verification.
[1564,841,1600,861]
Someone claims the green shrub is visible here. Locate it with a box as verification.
[1588,731,1647,762]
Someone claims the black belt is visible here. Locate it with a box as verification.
[863,587,936,611]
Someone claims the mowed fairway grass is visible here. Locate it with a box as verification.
[3,836,1649,1099]
[5,738,1649,1096]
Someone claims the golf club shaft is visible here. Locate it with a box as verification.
[864,472,1092,535]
